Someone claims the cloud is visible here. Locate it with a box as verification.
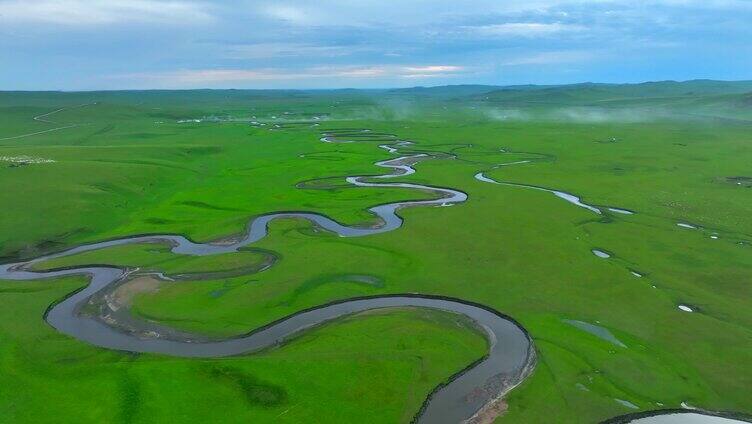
[499,50,596,66]
[650,0,752,9]
[112,64,465,87]
[258,4,322,26]
[0,0,213,26]
[3,0,752,89]
[221,43,374,59]
[466,22,586,37]
[401,65,464,78]
[404,65,463,72]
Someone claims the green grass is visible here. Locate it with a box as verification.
[2,84,752,422]
[31,242,275,278]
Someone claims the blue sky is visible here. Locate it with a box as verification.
[1,0,751,90]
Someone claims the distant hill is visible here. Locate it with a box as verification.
[740,92,752,107]
[386,85,502,98]
[380,81,752,115]
[3,80,751,121]
[471,80,752,106]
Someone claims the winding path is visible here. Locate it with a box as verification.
[0,128,534,423]
[0,103,95,141]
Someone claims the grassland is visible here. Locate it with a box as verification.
[1,82,751,423]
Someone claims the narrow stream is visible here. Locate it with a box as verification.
[473,171,626,215]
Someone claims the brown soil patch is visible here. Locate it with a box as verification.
[466,398,509,424]
[107,276,163,310]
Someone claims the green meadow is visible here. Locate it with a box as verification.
[1,82,751,423]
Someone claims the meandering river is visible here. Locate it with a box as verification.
[0,128,534,424]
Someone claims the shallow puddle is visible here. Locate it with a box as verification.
[677,223,697,229]
[565,319,626,347]
[592,249,611,258]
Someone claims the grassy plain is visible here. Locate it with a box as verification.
[1,83,751,423]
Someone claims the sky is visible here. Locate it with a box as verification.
[1,0,751,90]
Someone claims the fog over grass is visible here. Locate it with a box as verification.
[321,101,747,124]
[479,106,677,123]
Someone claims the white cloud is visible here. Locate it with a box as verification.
[247,1,598,28]
[467,22,586,37]
[221,43,375,59]
[113,64,465,87]
[329,67,389,77]
[401,65,464,78]
[0,0,213,26]
[404,65,462,72]
[650,0,752,9]
[259,4,322,25]
[243,0,752,29]
[500,50,596,66]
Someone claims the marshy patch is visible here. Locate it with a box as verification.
[143,217,176,225]
[123,132,164,139]
[296,176,351,189]
[13,238,69,260]
[565,319,626,347]
[280,273,385,306]
[90,124,115,136]
[202,364,288,408]
[117,371,142,424]
[180,200,245,212]
[208,280,253,298]
[615,399,639,410]
[148,111,191,120]
[0,285,52,294]
[725,176,752,187]
[89,182,136,196]
[297,154,344,161]
[170,252,277,281]
[181,146,222,156]
[595,137,620,144]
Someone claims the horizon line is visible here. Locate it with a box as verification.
[2,78,752,94]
